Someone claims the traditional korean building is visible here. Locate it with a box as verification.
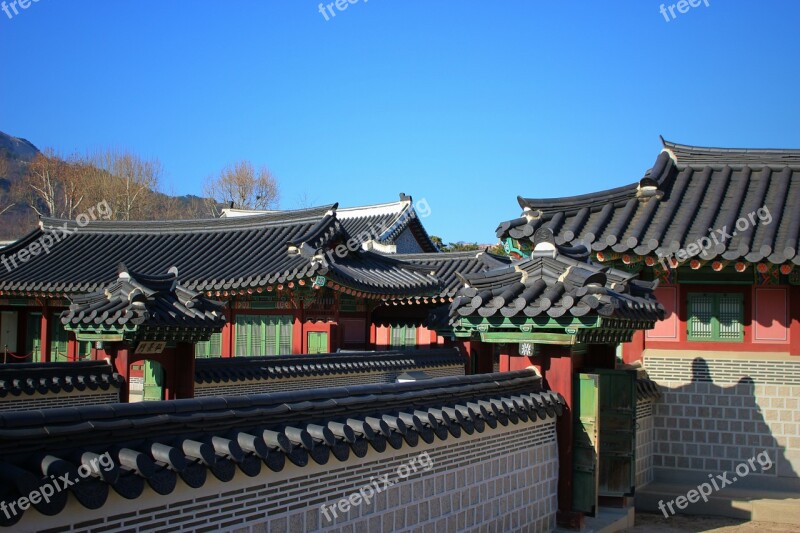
[0,195,516,400]
[494,139,800,510]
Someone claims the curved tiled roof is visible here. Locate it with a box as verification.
[0,206,441,299]
[194,348,466,384]
[61,266,227,336]
[497,138,800,265]
[393,250,511,299]
[0,369,563,526]
[449,228,664,323]
[222,194,439,253]
[0,361,124,397]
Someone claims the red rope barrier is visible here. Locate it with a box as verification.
[3,351,35,360]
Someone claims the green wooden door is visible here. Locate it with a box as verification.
[142,360,164,401]
[26,313,42,362]
[307,332,328,354]
[50,313,68,362]
[596,369,636,497]
[572,373,599,516]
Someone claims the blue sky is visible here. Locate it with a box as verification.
[2,1,799,243]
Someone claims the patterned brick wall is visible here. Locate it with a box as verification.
[20,418,559,533]
[195,365,464,397]
[635,399,656,487]
[0,390,120,412]
[645,353,800,484]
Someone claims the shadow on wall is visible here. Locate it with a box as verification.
[653,357,798,514]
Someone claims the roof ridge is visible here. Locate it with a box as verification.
[39,205,337,234]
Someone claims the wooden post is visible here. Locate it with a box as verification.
[221,305,233,358]
[369,323,377,350]
[541,344,584,530]
[40,305,51,363]
[791,285,800,357]
[171,342,196,399]
[108,345,129,403]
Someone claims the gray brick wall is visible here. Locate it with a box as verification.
[635,399,656,487]
[195,365,464,397]
[20,418,559,533]
[0,390,120,412]
[645,355,800,484]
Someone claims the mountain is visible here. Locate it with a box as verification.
[0,131,40,239]
[0,130,212,241]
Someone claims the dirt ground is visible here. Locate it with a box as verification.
[625,512,799,532]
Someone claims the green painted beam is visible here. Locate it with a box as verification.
[479,331,576,345]
[459,316,601,330]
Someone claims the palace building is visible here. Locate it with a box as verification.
[0,139,797,531]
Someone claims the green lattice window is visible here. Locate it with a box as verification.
[390,325,417,350]
[687,293,743,342]
[234,315,293,356]
[78,341,92,359]
[50,312,69,361]
[195,332,223,358]
[26,312,42,362]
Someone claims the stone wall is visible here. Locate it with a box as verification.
[644,351,800,488]
[635,398,656,488]
[194,365,463,397]
[15,414,559,533]
[0,389,120,412]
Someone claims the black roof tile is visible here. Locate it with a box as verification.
[61,266,227,337]
[0,361,124,398]
[0,369,562,525]
[0,205,441,299]
[195,348,466,384]
[497,139,800,265]
[449,228,664,324]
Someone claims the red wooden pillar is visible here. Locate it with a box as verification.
[109,345,130,403]
[293,312,304,355]
[67,333,78,361]
[369,323,377,350]
[40,305,51,363]
[472,342,494,374]
[221,305,233,358]
[170,342,196,399]
[791,285,800,357]
[541,344,582,529]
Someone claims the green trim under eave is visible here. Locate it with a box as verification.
[74,332,125,342]
[458,316,602,330]
[480,331,577,344]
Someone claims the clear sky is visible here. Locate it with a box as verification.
[2,1,799,244]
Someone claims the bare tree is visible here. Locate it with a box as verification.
[0,157,12,216]
[295,191,317,209]
[17,149,85,219]
[204,160,279,216]
[88,149,162,220]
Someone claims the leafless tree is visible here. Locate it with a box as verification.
[204,160,279,216]
[88,149,161,220]
[17,149,85,219]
